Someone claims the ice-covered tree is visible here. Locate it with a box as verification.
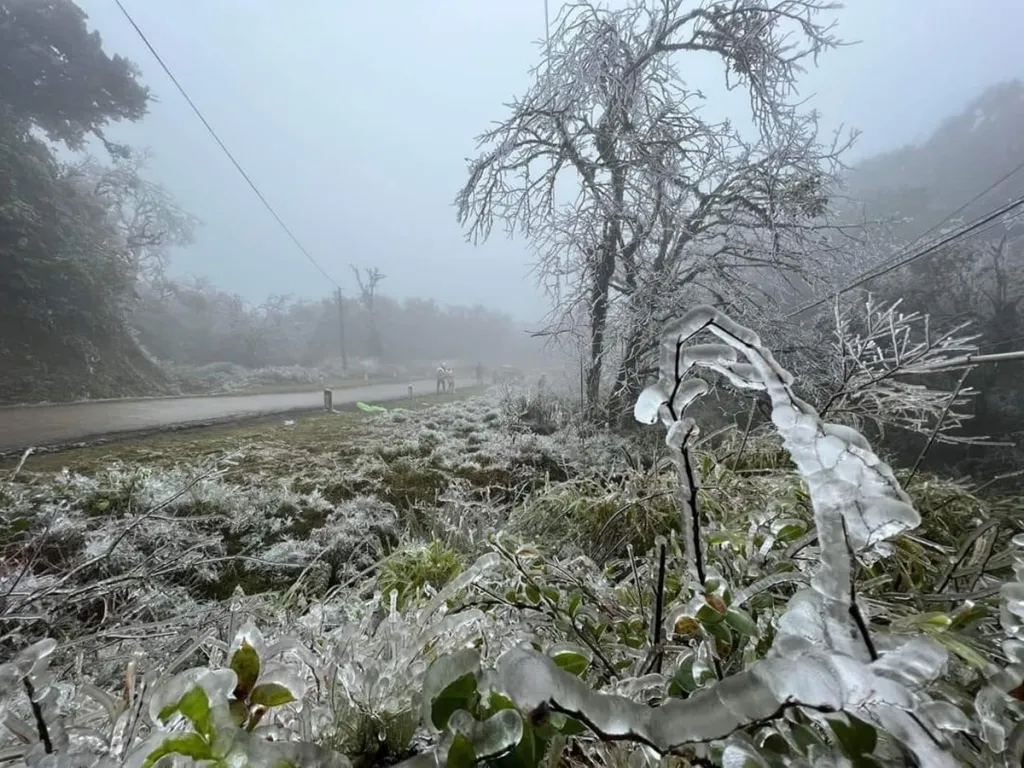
[457,0,853,411]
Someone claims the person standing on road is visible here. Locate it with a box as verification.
[475,362,485,388]
[436,363,447,394]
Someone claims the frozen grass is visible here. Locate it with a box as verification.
[2,381,1022,765]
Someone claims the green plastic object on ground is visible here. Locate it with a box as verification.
[356,402,388,413]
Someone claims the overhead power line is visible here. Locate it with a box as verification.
[789,193,1024,317]
[789,155,1024,318]
[884,155,1024,269]
[112,0,340,289]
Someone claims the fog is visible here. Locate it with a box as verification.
[78,0,1024,319]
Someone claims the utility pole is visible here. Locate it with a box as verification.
[335,287,348,371]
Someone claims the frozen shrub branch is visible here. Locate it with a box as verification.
[484,306,962,764]
[812,295,985,442]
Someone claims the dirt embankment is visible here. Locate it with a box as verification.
[0,327,174,406]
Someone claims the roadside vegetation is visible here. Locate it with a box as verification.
[3,0,1023,765]
[3,349,1023,765]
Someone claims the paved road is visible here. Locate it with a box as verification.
[0,377,476,453]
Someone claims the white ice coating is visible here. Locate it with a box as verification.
[482,306,958,764]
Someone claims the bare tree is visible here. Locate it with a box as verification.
[351,265,387,359]
[69,148,200,281]
[456,0,852,411]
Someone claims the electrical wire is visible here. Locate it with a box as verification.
[879,154,1024,269]
[789,193,1024,317]
[112,0,341,288]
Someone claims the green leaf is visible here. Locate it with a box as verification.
[228,698,249,727]
[10,518,31,533]
[423,650,482,730]
[724,608,759,637]
[446,733,476,768]
[761,733,791,756]
[696,602,726,626]
[776,523,806,542]
[230,642,261,699]
[485,691,515,715]
[178,686,213,737]
[932,632,989,670]
[828,715,878,757]
[671,654,698,694]
[566,591,582,618]
[497,719,541,768]
[550,713,587,736]
[949,603,988,631]
[451,709,524,761]
[551,650,590,678]
[432,673,479,731]
[141,733,213,768]
[158,685,213,738]
[791,722,825,753]
[525,584,541,604]
[913,612,952,629]
[249,682,296,708]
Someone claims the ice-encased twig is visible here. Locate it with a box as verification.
[483,306,960,764]
[973,533,1024,756]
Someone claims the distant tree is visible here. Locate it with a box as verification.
[0,0,165,402]
[0,124,166,401]
[351,265,386,359]
[0,0,150,151]
[131,277,538,373]
[457,0,851,411]
[69,149,201,281]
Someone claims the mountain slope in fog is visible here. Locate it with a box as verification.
[844,79,1024,233]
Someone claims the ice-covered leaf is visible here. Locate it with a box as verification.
[13,638,57,677]
[446,732,476,768]
[249,667,306,708]
[176,686,213,737]
[827,714,877,756]
[249,682,296,708]
[229,620,267,663]
[724,608,759,637]
[140,733,213,767]
[634,383,667,425]
[422,649,481,731]
[548,643,591,677]
[449,708,523,760]
[230,642,261,700]
[149,668,236,729]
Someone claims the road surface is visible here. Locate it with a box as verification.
[0,377,476,454]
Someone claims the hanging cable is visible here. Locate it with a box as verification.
[789,193,1024,317]
[112,0,340,288]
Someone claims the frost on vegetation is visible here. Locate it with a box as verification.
[483,306,969,765]
[0,584,494,766]
[811,295,984,442]
[974,533,1024,757]
[18,359,1016,764]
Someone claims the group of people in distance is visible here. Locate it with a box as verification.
[436,362,488,393]
[435,364,455,393]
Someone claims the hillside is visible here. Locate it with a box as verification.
[844,79,1024,235]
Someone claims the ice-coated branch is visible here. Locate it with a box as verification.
[479,306,960,763]
[637,306,922,625]
[974,533,1024,755]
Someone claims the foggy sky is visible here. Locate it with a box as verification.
[79,0,1024,321]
